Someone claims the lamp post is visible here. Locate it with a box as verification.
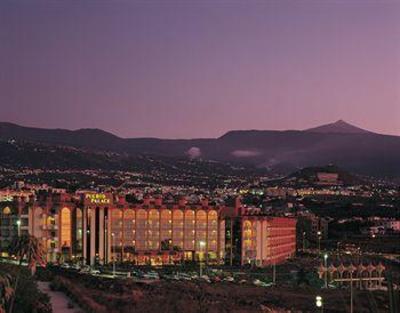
[272,262,276,285]
[111,232,116,278]
[350,271,354,313]
[302,231,306,251]
[324,253,328,288]
[16,219,21,237]
[78,229,83,266]
[316,295,323,313]
[199,241,205,277]
[317,231,322,255]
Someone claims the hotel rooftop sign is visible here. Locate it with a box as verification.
[84,193,112,206]
[0,195,13,202]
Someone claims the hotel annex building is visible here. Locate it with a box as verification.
[0,191,296,267]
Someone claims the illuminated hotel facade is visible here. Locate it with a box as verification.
[241,215,297,266]
[0,191,296,267]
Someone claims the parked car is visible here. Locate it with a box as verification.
[79,266,91,273]
[143,271,160,280]
[176,272,192,280]
[200,275,211,283]
[71,264,81,270]
[223,276,234,282]
[90,269,100,275]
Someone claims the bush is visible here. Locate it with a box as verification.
[0,263,52,313]
[51,276,107,313]
[49,279,62,291]
[36,267,55,282]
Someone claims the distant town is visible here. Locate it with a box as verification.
[0,161,399,312]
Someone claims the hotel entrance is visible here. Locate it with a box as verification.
[184,251,194,261]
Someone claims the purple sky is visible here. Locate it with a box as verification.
[1,0,399,138]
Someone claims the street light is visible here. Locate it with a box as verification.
[323,253,328,288]
[272,262,276,285]
[16,220,21,237]
[199,241,206,277]
[111,232,116,278]
[350,270,354,313]
[317,231,322,255]
[302,231,306,251]
[316,295,323,312]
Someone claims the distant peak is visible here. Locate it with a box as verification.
[305,120,371,134]
[333,119,351,126]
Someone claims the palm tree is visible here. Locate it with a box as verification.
[8,235,46,313]
[0,274,14,313]
[9,234,46,275]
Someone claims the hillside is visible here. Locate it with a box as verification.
[287,165,364,186]
[1,121,400,177]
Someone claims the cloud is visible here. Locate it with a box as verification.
[231,150,261,158]
[186,147,202,159]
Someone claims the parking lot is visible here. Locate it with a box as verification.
[57,261,291,288]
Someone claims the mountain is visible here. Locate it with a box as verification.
[215,129,400,177]
[0,121,400,178]
[0,122,126,152]
[305,119,371,134]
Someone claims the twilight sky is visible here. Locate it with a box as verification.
[0,0,399,138]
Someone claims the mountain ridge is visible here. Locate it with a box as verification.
[1,121,399,178]
[0,120,387,140]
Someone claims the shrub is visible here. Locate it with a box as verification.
[0,263,52,313]
[36,267,55,282]
[51,276,107,313]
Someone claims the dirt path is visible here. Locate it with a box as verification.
[37,281,84,313]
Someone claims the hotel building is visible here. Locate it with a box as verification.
[0,191,296,267]
[241,215,297,266]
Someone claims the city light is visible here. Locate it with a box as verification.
[316,295,323,308]
[16,219,21,237]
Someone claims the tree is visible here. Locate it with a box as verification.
[161,239,172,251]
[296,268,309,286]
[8,235,46,313]
[0,274,13,313]
[9,235,46,275]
